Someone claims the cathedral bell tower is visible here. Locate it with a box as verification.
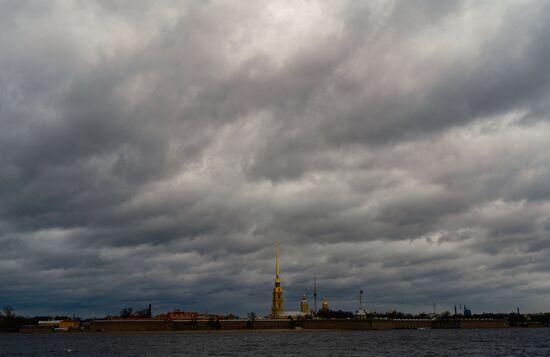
[300,295,309,314]
[270,242,284,318]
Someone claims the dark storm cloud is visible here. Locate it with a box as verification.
[1,0,550,317]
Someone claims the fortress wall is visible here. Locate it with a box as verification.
[300,319,431,330]
[173,320,293,330]
[19,325,54,333]
[89,319,293,332]
[219,320,249,330]
[89,320,173,332]
[172,320,199,330]
[172,320,221,331]
[301,319,376,330]
[432,319,509,329]
[460,320,508,329]
[88,318,509,332]
[432,319,461,329]
[392,320,433,329]
[242,320,292,329]
[171,320,268,330]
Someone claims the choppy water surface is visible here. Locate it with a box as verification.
[1,329,549,356]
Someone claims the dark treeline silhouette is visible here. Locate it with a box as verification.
[246,312,256,328]
[313,309,428,320]
[529,313,550,326]
[316,309,355,319]
[207,316,221,329]
[309,308,550,326]
[0,305,77,332]
[119,305,152,318]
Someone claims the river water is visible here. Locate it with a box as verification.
[1,329,549,356]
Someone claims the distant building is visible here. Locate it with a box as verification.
[355,309,369,320]
[284,311,308,318]
[270,242,284,319]
[322,297,329,312]
[464,306,472,317]
[38,320,62,326]
[154,310,200,320]
[30,320,80,332]
[59,320,80,330]
[153,310,224,321]
[300,295,309,314]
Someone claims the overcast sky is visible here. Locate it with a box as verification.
[2,0,550,318]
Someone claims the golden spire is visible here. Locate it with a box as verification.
[275,241,279,279]
[271,241,284,318]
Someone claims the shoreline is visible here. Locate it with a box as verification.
[12,326,548,335]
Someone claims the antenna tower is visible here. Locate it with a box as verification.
[313,273,318,315]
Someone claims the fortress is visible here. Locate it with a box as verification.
[81,243,521,332]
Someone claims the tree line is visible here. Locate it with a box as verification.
[1,306,70,332]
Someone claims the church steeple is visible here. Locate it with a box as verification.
[275,242,279,281]
[270,242,284,318]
